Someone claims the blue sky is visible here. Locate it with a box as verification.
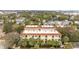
[0,0,79,10]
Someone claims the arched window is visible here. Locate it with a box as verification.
[52,35,54,38]
[39,35,40,38]
[26,35,27,37]
[39,29,41,31]
[45,35,47,40]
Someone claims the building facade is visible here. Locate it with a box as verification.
[21,25,61,41]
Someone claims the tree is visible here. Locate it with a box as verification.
[41,40,61,48]
[20,11,31,18]
[70,20,77,30]
[57,27,79,42]
[69,31,79,42]
[62,36,69,44]
[28,38,35,47]
[3,22,13,34]
[4,32,20,48]
[18,38,28,48]
[13,24,24,34]
[34,44,39,49]
[58,15,68,21]
[24,19,31,25]
[64,42,73,49]
[8,13,17,20]
[53,40,61,48]
[18,37,37,48]
[46,40,53,47]
[74,15,79,21]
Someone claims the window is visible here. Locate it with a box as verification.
[45,35,47,40]
[32,36,34,38]
[34,35,38,39]
[33,29,35,32]
[45,35,47,38]
[50,29,52,32]
[55,35,57,37]
[52,35,54,38]
[34,35,37,37]
[26,35,27,37]
[55,35,58,37]
[39,29,41,31]
[59,35,61,37]
[39,35,40,38]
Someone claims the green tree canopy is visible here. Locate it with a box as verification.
[58,15,68,21]
[13,24,24,34]
[4,32,20,48]
[3,22,13,33]
[62,36,69,44]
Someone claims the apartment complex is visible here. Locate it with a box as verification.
[21,25,61,41]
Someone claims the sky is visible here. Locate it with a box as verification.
[0,0,79,10]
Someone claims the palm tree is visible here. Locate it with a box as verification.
[18,38,29,48]
[62,36,69,44]
[28,38,35,47]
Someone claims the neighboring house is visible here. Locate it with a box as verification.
[75,21,79,25]
[45,20,71,27]
[16,17,25,24]
[21,25,61,41]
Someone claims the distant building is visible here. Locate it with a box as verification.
[64,12,79,15]
[75,21,79,25]
[45,20,71,27]
[16,17,25,24]
[21,25,61,41]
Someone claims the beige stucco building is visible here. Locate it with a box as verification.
[21,25,61,41]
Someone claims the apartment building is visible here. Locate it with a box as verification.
[21,25,61,41]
